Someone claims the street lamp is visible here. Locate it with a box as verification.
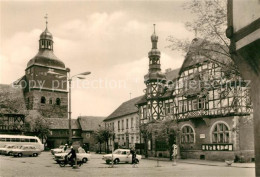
[67,68,91,144]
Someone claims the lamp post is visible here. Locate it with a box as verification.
[66,68,91,144]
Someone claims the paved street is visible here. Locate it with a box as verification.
[0,152,255,177]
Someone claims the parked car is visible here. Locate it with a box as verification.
[2,145,22,156]
[0,144,15,155]
[51,145,65,155]
[54,148,91,163]
[102,149,141,164]
[12,145,41,157]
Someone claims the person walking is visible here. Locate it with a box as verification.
[130,147,136,166]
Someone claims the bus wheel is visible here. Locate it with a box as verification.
[18,153,23,157]
[33,153,38,157]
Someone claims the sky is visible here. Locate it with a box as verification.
[0,0,195,118]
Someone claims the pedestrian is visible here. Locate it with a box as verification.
[130,147,136,165]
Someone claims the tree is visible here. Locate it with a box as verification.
[167,0,238,72]
[140,119,178,158]
[22,111,50,143]
[93,128,104,154]
[93,126,114,154]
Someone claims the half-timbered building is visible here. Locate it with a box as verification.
[137,28,254,162]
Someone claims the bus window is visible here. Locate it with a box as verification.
[11,138,16,142]
[6,138,10,142]
[21,138,29,142]
[0,138,5,142]
[30,139,36,143]
[14,138,21,142]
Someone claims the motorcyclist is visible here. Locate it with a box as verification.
[67,146,77,163]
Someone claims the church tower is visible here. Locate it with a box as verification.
[24,16,68,118]
[144,25,166,121]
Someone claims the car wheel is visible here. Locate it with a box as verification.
[18,153,23,157]
[82,158,88,163]
[33,153,38,157]
[8,152,12,156]
[106,160,111,164]
[114,159,119,164]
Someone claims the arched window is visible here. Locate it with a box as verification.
[181,125,195,144]
[41,96,46,104]
[49,98,53,104]
[56,98,61,106]
[212,122,230,143]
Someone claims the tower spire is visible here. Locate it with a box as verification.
[44,14,48,29]
[153,24,156,34]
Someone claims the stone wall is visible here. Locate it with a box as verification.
[25,90,68,118]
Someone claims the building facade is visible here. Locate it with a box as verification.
[104,96,142,150]
[137,28,254,161]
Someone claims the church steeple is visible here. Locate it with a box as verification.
[39,14,53,51]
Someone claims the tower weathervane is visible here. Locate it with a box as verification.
[44,14,48,28]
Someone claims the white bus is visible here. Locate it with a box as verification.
[0,134,44,151]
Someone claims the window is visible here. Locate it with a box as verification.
[118,121,120,131]
[49,98,53,104]
[41,96,46,104]
[179,101,183,113]
[126,119,128,129]
[143,106,147,119]
[56,98,61,105]
[192,99,198,110]
[198,98,206,109]
[131,118,134,128]
[212,123,230,143]
[165,103,170,114]
[30,139,37,143]
[122,120,124,130]
[181,125,195,144]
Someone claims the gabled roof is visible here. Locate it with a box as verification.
[105,96,143,121]
[47,118,80,130]
[0,84,27,114]
[165,68,180,81]
[135,95,147,105]
[78,116,105,131]
[179,38,231,74]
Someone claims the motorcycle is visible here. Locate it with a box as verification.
[57,155,83,167]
